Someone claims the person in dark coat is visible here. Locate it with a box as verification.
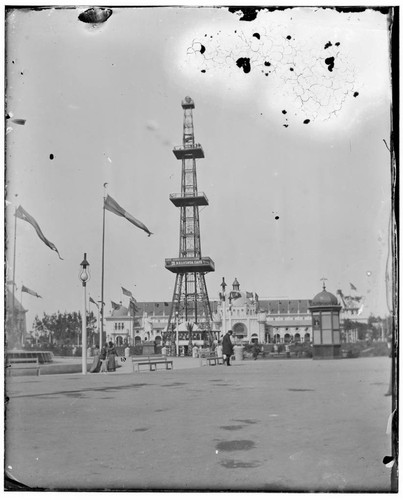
[252,342,260,360]
[222,330,234,366]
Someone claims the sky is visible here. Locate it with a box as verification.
[5,5,394,331]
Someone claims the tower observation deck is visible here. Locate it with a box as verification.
[165,96,215,350]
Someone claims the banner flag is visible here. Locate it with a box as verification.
[350,282,357,291]
[89,296,99,308]
[104,195,152,237]
[21,285,42,298]
[246,291,253,299]
[121,287,133,298]
[111,300,120,310]
[15,206,63,259]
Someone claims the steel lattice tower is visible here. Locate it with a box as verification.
[165,96,215,349]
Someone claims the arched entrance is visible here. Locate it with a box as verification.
[134,336,142,345]
[251,333,258,344]
[115,336,123,346]
[233,322,247,341]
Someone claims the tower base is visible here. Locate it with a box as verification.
[313,345,341,359]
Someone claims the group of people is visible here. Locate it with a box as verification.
[89,341,118,373]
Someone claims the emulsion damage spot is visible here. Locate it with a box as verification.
[325,56,335,72]
[236,57,251,74]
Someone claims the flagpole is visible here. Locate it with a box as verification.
[97,303,101,347]
[20,285,24,346]
[100,185,107,348]
[11,209,18,344]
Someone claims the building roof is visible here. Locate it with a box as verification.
[258,299,311,314]
[110,305,129,317]
[311,288,339,306]
[229,291,254,307]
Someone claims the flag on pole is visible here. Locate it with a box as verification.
[129,298,138,316]
[104,195,152,237]
[89,296,99,308]
[246,291,253,299]
[111,300,120,310]
[350,283,357,291]
[15,206,63,259]
[121,286,133,298]
[21,285,42,298]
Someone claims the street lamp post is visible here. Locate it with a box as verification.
[79,253,90,374]
[220,277,227,342]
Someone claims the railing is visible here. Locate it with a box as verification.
[173,143,203,151]
[169,192,207,199]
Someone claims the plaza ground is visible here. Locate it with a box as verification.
[5,356,393,492]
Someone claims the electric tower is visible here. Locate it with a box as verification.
[165,96,215,351]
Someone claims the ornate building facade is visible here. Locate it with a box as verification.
[105,279,316,347]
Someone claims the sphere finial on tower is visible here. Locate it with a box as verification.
[182,96,195,109]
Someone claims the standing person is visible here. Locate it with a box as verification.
[99,343,108,374]
[89,344,101,373]
[107,341,117,372]
[222,330,234,366]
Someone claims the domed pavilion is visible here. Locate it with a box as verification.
[309,282,342,359]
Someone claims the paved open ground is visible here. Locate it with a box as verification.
[5,356,393,492]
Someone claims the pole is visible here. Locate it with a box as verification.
[11,209,17,342]
[97,304,101,348]
[20,287,23,346]
[228,298,232,333]
[82,281,87,374]
[100,189,106,348]
[176,312,179,357]
[221,296,226,341]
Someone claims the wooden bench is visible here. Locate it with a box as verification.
[132,356,173,372]
[6,357,40,376]
[206,356,224,366]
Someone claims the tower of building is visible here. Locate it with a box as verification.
[165,96,215,349]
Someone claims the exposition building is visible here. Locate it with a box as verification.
[105,278,367,348]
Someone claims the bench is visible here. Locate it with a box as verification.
[6,357,40,376]
[132,356,173,372]
[206,356,224,366]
